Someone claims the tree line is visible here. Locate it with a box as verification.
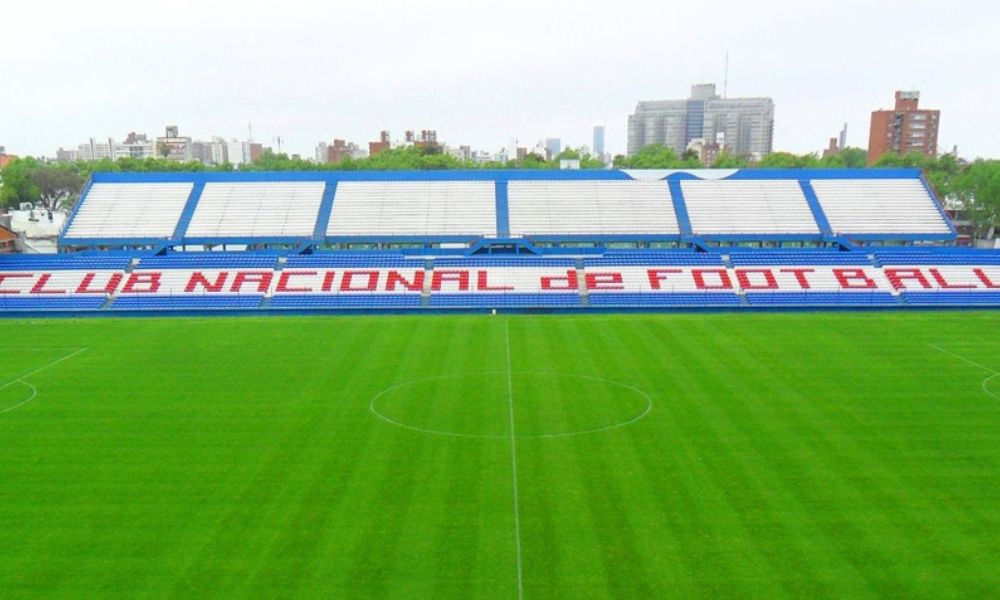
[1,146,997,240]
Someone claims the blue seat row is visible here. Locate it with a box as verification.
[0,296,106,311]
[269,294,421,309]
[901,292,1000,306]
[0,256,132,271]
[285,255,420,268]
[583,254,724,267]
[137,255,279,270]
[745,292,898,306]
[875,250,1000,265]
[432,258,575,268]
[110,295,264,310]
[428,294,581,308]
[587,293,740,307]
[728,251,872,266]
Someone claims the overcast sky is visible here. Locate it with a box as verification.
[3,0,998,160]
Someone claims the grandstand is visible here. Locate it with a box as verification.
[3,167,999,313]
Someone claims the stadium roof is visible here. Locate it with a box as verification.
[59,168,956,251]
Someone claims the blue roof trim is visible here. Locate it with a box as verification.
[666,180,693,236]
[313,181,338,240]
[726,168,922,180]
[798,180,833,237]
[495,181,510,237]
[172,181,205,242]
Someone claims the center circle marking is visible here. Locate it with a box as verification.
[369,370,652,439]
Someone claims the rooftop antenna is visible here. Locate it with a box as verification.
[723,51,729,98]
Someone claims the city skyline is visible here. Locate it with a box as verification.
[2,0,998,160]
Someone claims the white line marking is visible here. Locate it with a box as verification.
[928,344,999,375]
[505,320,525,600]
[367,370,653,439]
[928,344,999,401]
[0,347,88,414]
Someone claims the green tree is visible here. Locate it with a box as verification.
[952,160,1000,240]
[0,156,42,208]
[756,151,820,168]
[29,164,85,210]
[613,144,698,169]
[552,147,604,170]
[818,147,868,168]
[711,151,749,169]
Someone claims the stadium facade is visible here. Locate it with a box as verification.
[1,168,999,314]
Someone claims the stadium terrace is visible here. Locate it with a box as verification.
[2,167,999,313]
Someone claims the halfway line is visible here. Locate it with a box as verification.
[505,320,525,600]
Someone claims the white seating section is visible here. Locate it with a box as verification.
[811,179,951,234]
[507,181,679,235]
[682,180,819,234]
[327,181,496,236]
[64,183,192,239]
[186,182,325,238]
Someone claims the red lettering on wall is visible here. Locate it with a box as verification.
[75,273,123,294]
[541,270,578,291]
[30,274,67,295]
[736,268,778,290]
[884,268,931,290]
[122,272,161,294]
[928,268,976,289]
[230,271,273,293]
[321,271,336,292]
[432,270,470,292]
[647,269,682,290]
[692,268,733,290]
[0,273,33,294]
[974,268,1000,289]
[585,272,624,290]
[477,270,514,291]
[340,271,379,292]
[779,268,814,290]
[385,270,424,292]
[833,268,877,289]
[276,271,316,293]
[185,271,228,293]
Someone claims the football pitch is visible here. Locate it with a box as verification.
[1,312,999,598]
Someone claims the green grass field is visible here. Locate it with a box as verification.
[1,312,999,598]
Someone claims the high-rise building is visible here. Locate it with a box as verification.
[369,130,391,157]
[822,137,840,159]
[544,138,561,160]
[155,126,193,161]
[627,83,774,159]
[72,134,156,161]
[0,146,16,169]
[867,91,940,165]
[593,126,605,157]
[315,142,328,163]
[324,139,361,163]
